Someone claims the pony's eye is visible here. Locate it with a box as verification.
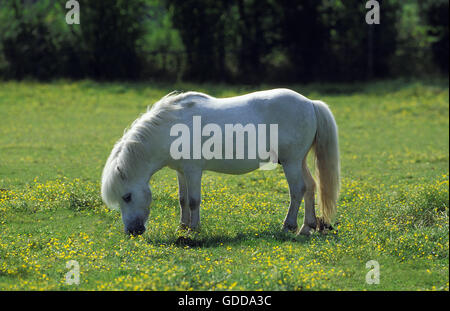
[122,193,132,203]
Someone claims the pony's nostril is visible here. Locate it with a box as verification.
[126,225,145,236]
[136,226,145,235]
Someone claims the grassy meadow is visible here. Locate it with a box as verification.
[0,79,448,290]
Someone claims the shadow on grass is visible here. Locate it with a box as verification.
[145,226,339,248]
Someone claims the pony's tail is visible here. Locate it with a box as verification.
[311,100,340,225]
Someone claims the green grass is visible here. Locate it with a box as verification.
[0,79,448,290]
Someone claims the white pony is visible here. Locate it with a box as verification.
[101,89,340,236]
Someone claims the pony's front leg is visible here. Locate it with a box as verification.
[177,171,190,230]
[184,168,203,230]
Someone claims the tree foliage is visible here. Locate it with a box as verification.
[0,0,447,82]
[419,0,449,73]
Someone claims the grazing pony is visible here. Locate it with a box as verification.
[101,89,340,236]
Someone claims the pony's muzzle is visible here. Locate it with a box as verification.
[126,225,146,236]
[125,221,146,236]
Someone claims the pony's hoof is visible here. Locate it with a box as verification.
[187,226,201,234]
[282,223,298,234]
[316,217,334,234]
[175,236,194,246]
[176,223,189,232]
[298,224,315,236]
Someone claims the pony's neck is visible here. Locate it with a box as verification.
[136,137,168,183]
[122,112,172,184]
[126,155,164,189]
[147,161,165,181]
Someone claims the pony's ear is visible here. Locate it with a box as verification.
[116,166,126,180]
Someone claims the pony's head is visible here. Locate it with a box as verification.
[101,91,185,235]
[101,140,152,235]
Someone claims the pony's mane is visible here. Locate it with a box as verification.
[101,91,211,209]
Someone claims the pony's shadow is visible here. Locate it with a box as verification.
[146,197,339,248]
[145,227,339,248]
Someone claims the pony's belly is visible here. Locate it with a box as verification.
[203,159,261,175]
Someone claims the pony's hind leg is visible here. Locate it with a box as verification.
[299,158,317,236]
[281,161,306,233]
[177,171,190,230]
